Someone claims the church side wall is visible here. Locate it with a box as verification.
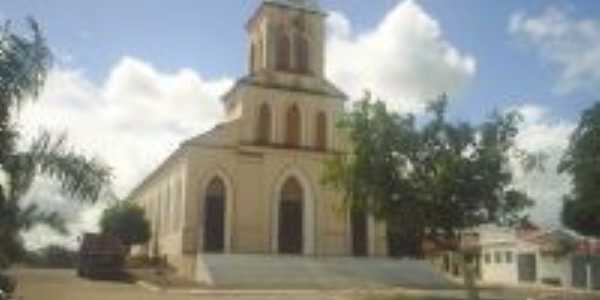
[129,154,189,277]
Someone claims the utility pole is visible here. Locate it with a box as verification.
[586,238,593,291]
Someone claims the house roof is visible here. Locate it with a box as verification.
[575,239,600,256]
[126,121,239,201]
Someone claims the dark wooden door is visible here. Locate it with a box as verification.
[279,201,303,254]
[352,210,368,257]
[518,254,537,283]
[204,195,225,252]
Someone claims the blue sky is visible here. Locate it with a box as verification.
[2,0,600,246]
[2,0,598,121]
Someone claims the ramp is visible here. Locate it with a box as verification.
[196,254,455,289]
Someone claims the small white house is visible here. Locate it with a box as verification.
[477,225,575,287]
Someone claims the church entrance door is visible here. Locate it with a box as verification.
[204,178,226,253]
[351,210,368,257]
[279,177,303,254]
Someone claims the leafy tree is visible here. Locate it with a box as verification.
[0,18,111,270]
[324,94,534,247]
[559,102,600,238]
[323,93,535,299]
[100,202,150,252]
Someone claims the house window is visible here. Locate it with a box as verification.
[286,104,301,147]
[315,111,327,150]
[484,253,492,264]
[257,103,272,144]
[506,251,513,263]
[494,251,503,264]
[276,32,291,71]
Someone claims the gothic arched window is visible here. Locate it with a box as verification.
[279,177,304,254]
[286,104,301,147]
[295,35,310,73]
[250,42,256,73]
[204,177,226,253]
[282,177,303,203]
[276,32,291,71]
[257,103,272,144]
[315,111,327,150]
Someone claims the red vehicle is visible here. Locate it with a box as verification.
[77,233,125,278]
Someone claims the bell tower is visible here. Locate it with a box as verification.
[246,0,326,78]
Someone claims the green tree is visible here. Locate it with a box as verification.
[0,18,111,270]
[100,202,150,252]
[559,102,600,238]
[324,94,534,247]
[323,93,535,299]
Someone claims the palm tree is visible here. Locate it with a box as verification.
[0,18,111,270]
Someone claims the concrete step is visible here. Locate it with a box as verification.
[196,254,455,289]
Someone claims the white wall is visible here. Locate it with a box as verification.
[480,244,519,284]
[538,254,572,286]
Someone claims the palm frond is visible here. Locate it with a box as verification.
[5,131,111,203]
[28,131,112,203]
[17,202,67,234]
[0,17,52,112]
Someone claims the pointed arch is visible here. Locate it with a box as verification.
[276,31,291,71]
[257,102,272,145]
[315,111,327,150]
[295,34,310,73]
[204,177,226,253]
[279,177,304,254]
[286,104,301,147]
[250,42,256,73]
[199,168,235,254]
[271,166,316,255]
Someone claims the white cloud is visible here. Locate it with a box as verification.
[22,178,110,250]
[326,0,477,113]
[18,57,233,248]
[510,7,600,93]
[509,104,575,227]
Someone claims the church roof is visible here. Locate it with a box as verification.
[264,0,323,14]
[222,74,347,103]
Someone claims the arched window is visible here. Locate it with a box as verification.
[279,177,303,254]
[257,40,263,69]
[295,35,310,73]
[257,103,272,144]
[282,177,303,202]
[276,32,291,71]
[286,104,301,147]
[204,177,226,253]
[315,111,327,150]
[250,42,257,73]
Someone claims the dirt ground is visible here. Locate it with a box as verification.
[10,268,351,300]
[8,268,600,300]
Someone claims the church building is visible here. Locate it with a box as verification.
[129,0,388,280]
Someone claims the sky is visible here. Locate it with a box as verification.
[1,0,599,248]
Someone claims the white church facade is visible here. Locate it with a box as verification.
[129,0,388,279]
